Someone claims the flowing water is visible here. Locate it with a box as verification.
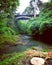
[5,35,52,53]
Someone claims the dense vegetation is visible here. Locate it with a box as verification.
[0,0,19,48]
[0,52,25,65]
[17,2,52,44]
[0,48,52,65]
[0,1,52,65]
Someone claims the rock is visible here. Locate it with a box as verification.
[30,57,45,65]
[26,49,36,56]
[26,49,48,57]
[45,58,52,65]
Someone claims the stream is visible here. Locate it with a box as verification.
[5,35,52,53]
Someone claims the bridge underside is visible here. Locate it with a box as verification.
[16,18,30,20]
[15,15,34,17]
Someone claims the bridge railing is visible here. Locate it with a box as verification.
[15,15,34,20]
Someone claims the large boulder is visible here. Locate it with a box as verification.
[45,58,52,65]
[30,57,45,65]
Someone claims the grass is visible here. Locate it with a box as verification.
[0,52,25,65]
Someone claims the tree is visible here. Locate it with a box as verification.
[0,0,19,13]
[0,0,19,47]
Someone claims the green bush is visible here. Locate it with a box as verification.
[0,0,19,47]
[0,52,25,65]
[17,2,52,35]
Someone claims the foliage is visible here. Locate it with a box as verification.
[0,14,16,47]
[0,0,19,13]
[0,49,52,65]
[17,1,52,35]
[0,52,25,65]
[17,20,28,34]
[0,0,19,47]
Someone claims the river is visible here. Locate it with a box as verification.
[4,35,52,53]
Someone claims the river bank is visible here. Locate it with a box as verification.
[0,35,51,54]
[0,35,52,65]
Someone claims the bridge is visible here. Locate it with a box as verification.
[15,15,34,21]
